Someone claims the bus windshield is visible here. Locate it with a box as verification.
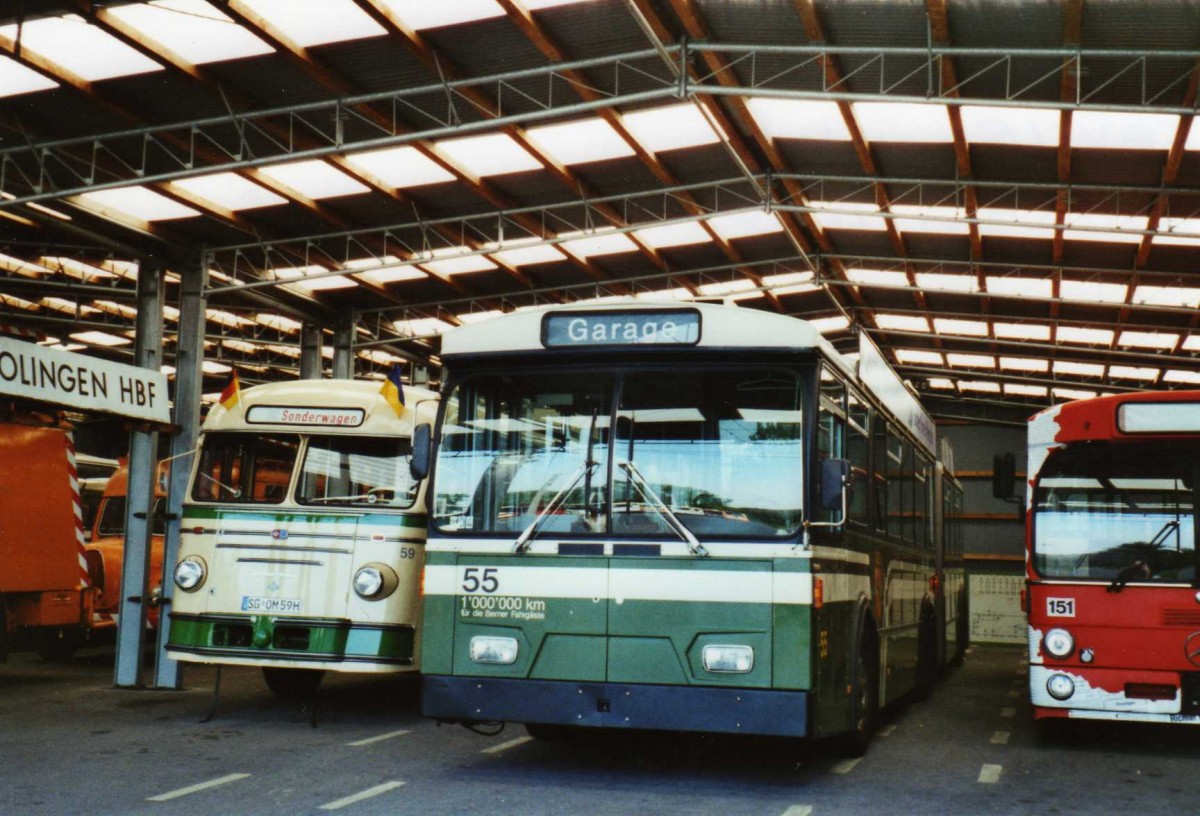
[297,436,417,508]
[191,433,298,504]
[1033,444,1198,583]
[433,367,805,539]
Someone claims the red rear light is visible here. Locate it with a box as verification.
[813,577,824,609]
[930,574,941,595]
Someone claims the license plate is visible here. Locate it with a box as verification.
[241,596,302,613]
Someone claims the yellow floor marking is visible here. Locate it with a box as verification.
[147,773,251,802]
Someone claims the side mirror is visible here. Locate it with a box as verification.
[820,458,851,511]
[992,452,1016,500]
[410,423,432,481]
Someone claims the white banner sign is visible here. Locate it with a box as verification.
[0,336,170,423]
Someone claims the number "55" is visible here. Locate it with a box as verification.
[462,567,499,593]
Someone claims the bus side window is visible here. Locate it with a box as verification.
[916,453,932,550]
[872,415,889,536]
[817,369,847,524]
[846,391,870,525]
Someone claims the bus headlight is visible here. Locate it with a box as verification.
[470,636,518,665]
[1046,673,1076,701]
[702,644,754,673]
[1043,628,1074,659]
[174,556,207,592]
[353,563,398,600]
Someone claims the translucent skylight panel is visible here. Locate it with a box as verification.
[344,146,455,189]
[1108,365,1159,381]
[916,273,979,293]
[1118,331,1178,349]
[893,205,969,235]
[947,353,995,368]
[1057,326,1114,345]
[977,208,1056,239]
[393,316,455,336]
[959,380,1001,393]
[1072,110,1179,150]
[235,0,385,46]
[1000,357,1049,372]
[1132,285,1200,308]
[0,56,58,97]
[994,322,1050,341]
[621,103,721,153]
[481,238,566,267]
[809,202,886,232]
[77,187,200,221]
[745,99,851,141]
[1164,369,1200,384]
[106,0,274,64]
[0,16,162,81]
[1063,213,1147,244]
[633,222,711,249]
[847,267,908,287]
[0,253,51,277]
[1156,217,1200,246]
[526,118,636,165]
[935,318,989,337]
[201,360,232,374]
[875,313,930,332]
[1184,336,1200,352]
[222,339,260,354]
[764,271,818,297]
[852,102,953,143]
[986,276,1053,299]
[170,172,286,210]
[1005,383,1049,397]
[699,279,757,298]
[372,0,505,30]
[1059,279,1128,304]
[257,160,369,198]
[524,0,596,7]
[1054,387,1097,401]
[927,378,957,390]
[809,315,851,334]
[634,288,695,302]
[274,265,357,292]
[559,228,638,259]
[207,309,255,328]
[255,313,302,333]
[1054,360,1105,377]
[419,247,497,277]
[435,133,542,177]
[70,330,131,347]
[705,211,784,240]
[455,309,505,325]
[960,105,1059,147]
[894,349,944,365]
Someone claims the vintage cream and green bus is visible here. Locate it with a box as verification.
[166,380,437,698]
[417,302,965,753]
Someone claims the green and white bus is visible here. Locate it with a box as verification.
[166,379,437,698]
[417,303,965,751]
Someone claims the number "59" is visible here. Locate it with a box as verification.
[462,567,499,593]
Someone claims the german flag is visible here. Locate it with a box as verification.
[381,364,405,417]
[219,370,241,410]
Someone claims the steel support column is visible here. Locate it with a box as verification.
[114,258,163,689]
[332,321,354,379]
[300,323,323,379]
[152,258,207,689]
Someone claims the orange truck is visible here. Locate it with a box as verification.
[0,408,160,660]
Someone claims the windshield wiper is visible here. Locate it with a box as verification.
[513,460,597,553]
[617,461,708,556]
[199,471,241,498]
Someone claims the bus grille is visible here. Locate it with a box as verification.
[1162,609,1200,627]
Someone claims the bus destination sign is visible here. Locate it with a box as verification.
[543,310,700,349]
[246,405,365,427]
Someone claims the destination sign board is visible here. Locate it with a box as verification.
[246,405,365,427]
[543,310,700,348]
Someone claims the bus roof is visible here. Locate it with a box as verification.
[1030,389,1200,446]
[441,301,853,375]
[202,379,437,436]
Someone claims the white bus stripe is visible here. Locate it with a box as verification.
[481,736,533,755]
[146,773,250,802]
[318,781,405,811]
[345,729,410,747]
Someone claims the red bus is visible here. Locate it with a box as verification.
[1024,390,1200,725]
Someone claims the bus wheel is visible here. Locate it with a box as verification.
[262,667,325,700]
[36,627,81,662]
[843,632,878,757]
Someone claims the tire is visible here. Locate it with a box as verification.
[262,667,325,700]
[36,627,81,662]
[842,626,879,757]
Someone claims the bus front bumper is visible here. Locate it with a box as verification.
[422,675,809,737]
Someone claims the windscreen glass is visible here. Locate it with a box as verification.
[1033,445,1197,583]
[191,432,298,504]
[296,436,417,508]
